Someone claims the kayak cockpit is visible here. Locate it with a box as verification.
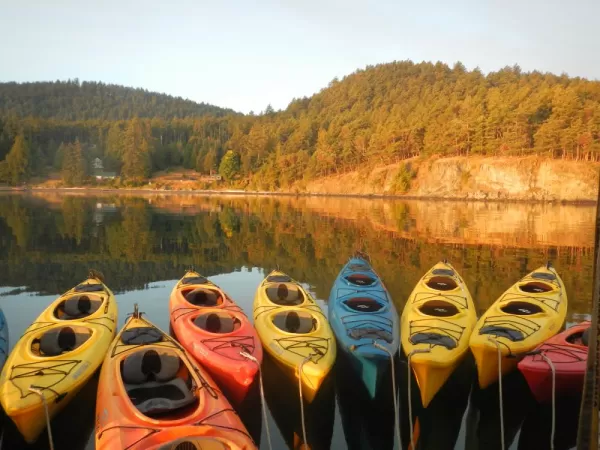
[31,325,92,356]
[272,311,317,334]
[183,288,223,307]
[345,274,376,286]
[193,312,241,334]
[519,281,553,293]
[419,300,459,317]
[344,297,384,312]
[500,301,543,315]
[426,276,458,291]
[266,283,304,306]
[159,438,228,450]
[54,294,103,320]
[121,348,198,419]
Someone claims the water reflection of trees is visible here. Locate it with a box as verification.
[0,194,593,316]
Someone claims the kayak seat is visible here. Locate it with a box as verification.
[194,312,239,333]
[500,301,543,315]
[582,328,590,346]
[426,276,458,291]
[181,276,209,285]
[184,288,221,307]
[266,283,303,305]
[59,295,103,319]
[432,268,456,277]
[419,300,459,317]
[348,328,393,343]
[266,274,292,283]
[480,325,524,341]
[410,332,456,349]
[519,282,552,293]
[345,274,376,286]
[272,311,316,334]
[38,326,91,356]
[74,283,104,293]
[345,297,384,312]
[122,349,196,417]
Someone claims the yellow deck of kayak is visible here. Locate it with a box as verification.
[469,265,567,388]
[401,261,476,407]
[0,277,117,443]
[253,270,336,403]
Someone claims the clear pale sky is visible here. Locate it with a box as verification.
[1,0,598,114]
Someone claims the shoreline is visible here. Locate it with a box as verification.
[0,186,596,205]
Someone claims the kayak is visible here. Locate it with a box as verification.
[518,321,590,403]
[95,305,256,450]
[0,275,117,443]
[401,261,476,407]
[253,270,336,403]
[169,270,263,404]
[0,307,8,371]
[328,255,399,398]
[469,264,568,389]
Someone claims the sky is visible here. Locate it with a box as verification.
[1,0,599,114]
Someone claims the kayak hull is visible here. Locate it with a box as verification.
[518,321,589,403]
[170,271,262,405]
[470,265,568,389]
[328,257,399,398]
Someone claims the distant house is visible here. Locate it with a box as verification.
[94,171,117,180]
[92,158,104,170]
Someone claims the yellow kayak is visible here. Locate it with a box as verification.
[401,261,476,407]
[0,275,117,443]
[470,264,568,388]
[253,270,336,403]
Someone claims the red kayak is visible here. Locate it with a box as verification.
[518,321,590,403]
[169,271,263,405]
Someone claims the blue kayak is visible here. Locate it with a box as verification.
[0,308,8,370]
[328,255,400,398]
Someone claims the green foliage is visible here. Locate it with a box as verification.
[2,61,600,188]
[393,163,416,193]
[218,150,240,181]
[61,139,87,186]
[3,134,29,185]
[0,80,235,120]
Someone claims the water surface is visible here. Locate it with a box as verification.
[0,192,591,449]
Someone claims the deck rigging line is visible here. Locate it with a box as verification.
[298,355,312,450]
[540,353,556,450]
[240,351,272,450]
[487,337,505,450]
[407,348,430,450]
[373,341,400,448]
[29,387,54,450]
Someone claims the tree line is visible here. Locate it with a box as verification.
[1,61,600,187]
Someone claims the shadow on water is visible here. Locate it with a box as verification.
[1,372,98,450]
[262,353,335,450]
[335,347,396,450]
[400,354,473,450]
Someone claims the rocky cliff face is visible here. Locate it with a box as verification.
[299,156,599,202]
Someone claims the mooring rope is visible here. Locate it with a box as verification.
[29,386,54,450]
[373,341,401,447]
[240,351,272,450]
[487,337,505,450]
[298,355,312,449]
[540,353,556,450]
[407,348,431,450]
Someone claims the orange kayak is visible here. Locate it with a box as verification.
[95,305,256,450]
[169,271,263,404]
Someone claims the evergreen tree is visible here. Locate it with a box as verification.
[61,139,86,186]
[218,150,240,181]
[122,118,151,180]
[5,134,29,185]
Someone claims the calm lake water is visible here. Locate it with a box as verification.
[0,192,593,450]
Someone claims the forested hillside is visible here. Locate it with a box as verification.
[1,61,600,188]
[0,80,234,120]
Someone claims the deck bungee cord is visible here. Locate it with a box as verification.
[9,359,81,400]
[241,351,272,450]
[171,303,243,322]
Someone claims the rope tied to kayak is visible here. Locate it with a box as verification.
[487,337,505,450]
[29,386,54,450]
[240,351,272,450]
[298,354,312,449]
[372,341,400,448]
[407,348,431,450]
[540,352,556,450]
